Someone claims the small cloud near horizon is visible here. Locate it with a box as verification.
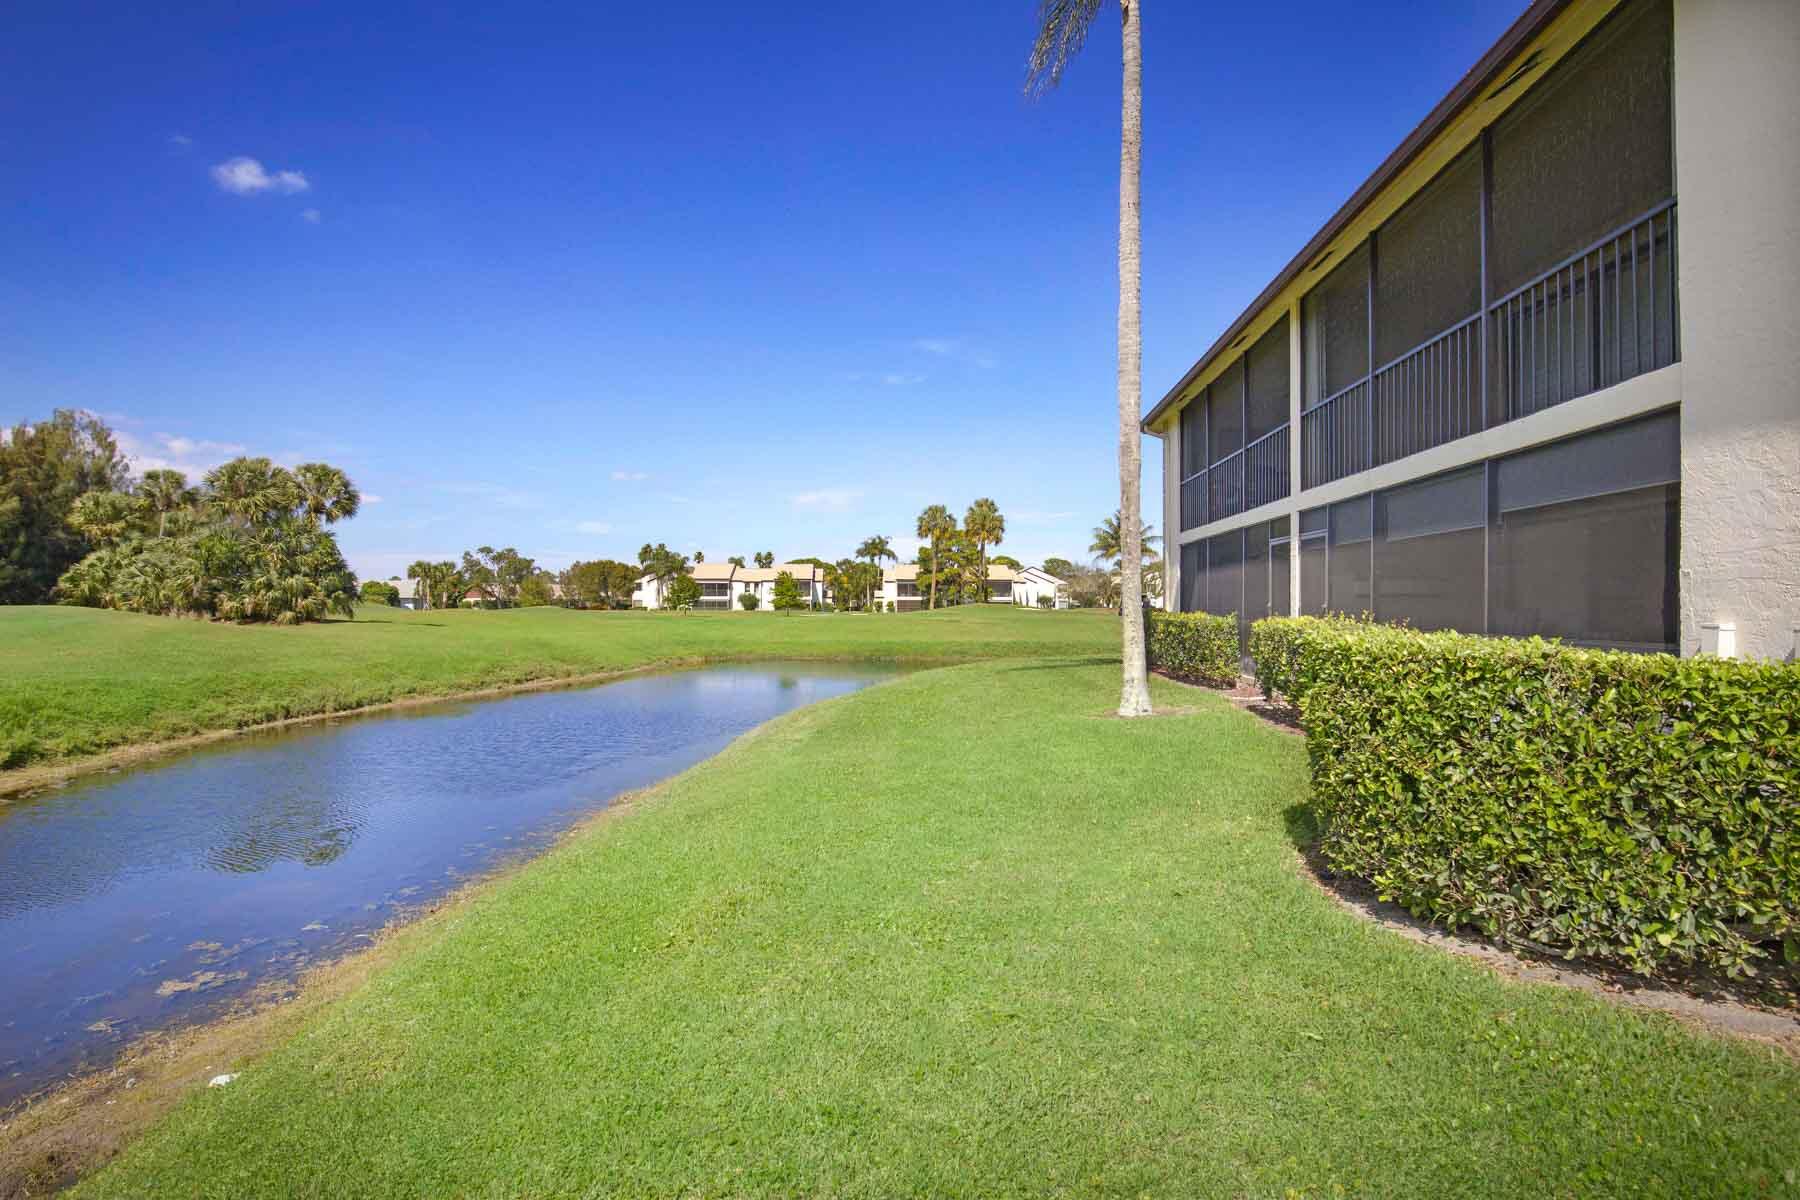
[792,488,860,513]
[211,156,310,196]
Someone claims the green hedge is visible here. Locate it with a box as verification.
[1256,616,1800,978]
[1146,610,1240,687]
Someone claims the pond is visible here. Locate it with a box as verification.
[0,662,898,1109]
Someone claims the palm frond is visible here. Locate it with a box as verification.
[1026,0,1108,97]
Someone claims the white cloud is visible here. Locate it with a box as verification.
[363,494,384,504]
[610,470,648,481]
[301,208,321,224]
[913,338,957,356]
[169,134,192,147]
[439,482,542,509]
[211,156,310,196]
[911,337,996,369]
[575,520,612,534]
[792,488,861,513]
[880,373,923,386]
[116,429,249,478]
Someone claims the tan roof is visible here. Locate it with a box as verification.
[886,562,1020,583]
[736,563,819,583]
[690,561,738,582]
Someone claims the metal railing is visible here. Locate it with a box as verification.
[1183,424,1290,531]
[1298,199,1678,490]
[1491,201,1678,422]
[1301,379,1371,489]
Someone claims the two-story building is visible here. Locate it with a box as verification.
[1144,0,1798,662]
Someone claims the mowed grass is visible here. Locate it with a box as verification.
[75,661,1799,1198]
[0,603,1117,769]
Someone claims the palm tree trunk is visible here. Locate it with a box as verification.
[1116,0,1153,717]
[928,537,938,611]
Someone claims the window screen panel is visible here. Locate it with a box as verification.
[1179,398,1207,479]
[1270,515,1291,540]
[1303,242,1370,406]
[1299,537,1328,614]
[1375,147,1480,366]
[1180,540,1205,613]
[1489,0,1673,297]
[1206,530,1243,617]
[1329,496,1373,613]
[1299,507,1328,537]
[1496,410,1678,512]
[1208,365,1244,465]
[1374,466,1486,632]
[1246,317,1291,441]
[1271,540,1292,617]
[1490,482,1677,651]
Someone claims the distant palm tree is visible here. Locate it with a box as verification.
[137,469,194,537]
[728,555,747,568]
[406,559,435,609]
[292,463,361,527]
[915,504,956,611]
[963,499,1005,602]
[1089,511,1161,566]
[854,535,896,611]
[1029,0,1153,717]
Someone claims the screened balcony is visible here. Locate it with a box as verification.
[1178,316,1291,530]
[1298,0,1675,491]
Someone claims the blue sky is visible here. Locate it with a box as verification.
[1,1,1521,581]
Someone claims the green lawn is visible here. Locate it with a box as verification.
[73,660,1798,1198]
[0,604,1118,770]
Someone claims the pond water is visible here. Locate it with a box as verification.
[0,662,897,1108]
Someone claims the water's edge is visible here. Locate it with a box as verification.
[0,668,904,1197]
[0,653,962,803]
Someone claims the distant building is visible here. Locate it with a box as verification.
[392,577,425,610]
[633,562,828,610]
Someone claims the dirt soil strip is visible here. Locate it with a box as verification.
[0,786,651,1199]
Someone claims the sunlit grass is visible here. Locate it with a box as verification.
[74,661,1799,1198]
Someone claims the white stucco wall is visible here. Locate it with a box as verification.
[1673,0,1800,661]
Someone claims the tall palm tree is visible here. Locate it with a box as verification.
[963,499,1005,602]
[1029,0,1153,716]
[915,504,956,611]
[292,463,361,527]
[137,469,194,538]
[854,535,896,610]
[1089,510,1161,566]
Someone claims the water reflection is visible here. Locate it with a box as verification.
[0,662,895,1108]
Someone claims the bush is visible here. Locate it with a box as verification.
[1037,594,1055,609]
[1145,610,1239,687]
[359,580,400,606]
[738,590,760,610]
[1262,616,1800,978]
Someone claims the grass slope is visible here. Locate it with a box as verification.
[0,604,1117,769]
[76,662,1798,1198]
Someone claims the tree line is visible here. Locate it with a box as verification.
[2,411,364,623]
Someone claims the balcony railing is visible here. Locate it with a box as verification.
[1299,200,1678,490]
[1491,201,1678,422]
[1181,424,1290,531]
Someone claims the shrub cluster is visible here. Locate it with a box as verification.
[1146,610,1240,687]
[1257,616,1800,978]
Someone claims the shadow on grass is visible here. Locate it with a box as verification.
[1281,802,1319,852]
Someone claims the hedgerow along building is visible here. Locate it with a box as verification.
[1143,0,1799,662]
